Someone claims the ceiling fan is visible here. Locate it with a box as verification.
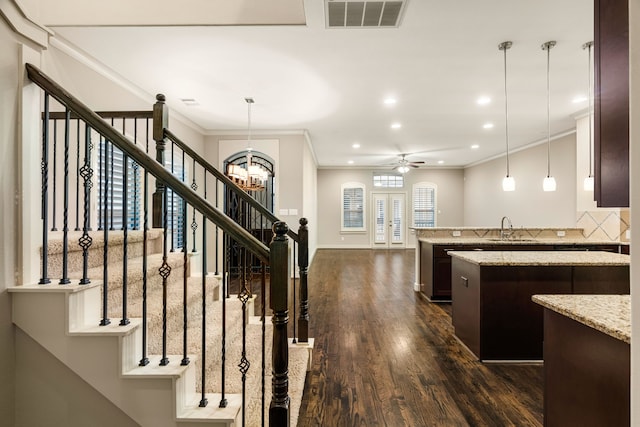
[393,154,425,173]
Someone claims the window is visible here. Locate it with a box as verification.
[373,173,404,188]
[341,182,366,231]
[97,140,185,249]
[97,140,141,230]
[165,154,186,250]
[413,182,437,227]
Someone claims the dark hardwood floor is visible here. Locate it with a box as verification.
[296,249,543,427]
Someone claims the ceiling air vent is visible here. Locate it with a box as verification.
[325,1,407,28]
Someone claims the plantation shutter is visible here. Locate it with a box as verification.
[413,185,436,227]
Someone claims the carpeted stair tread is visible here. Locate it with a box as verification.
[45,229,164,278]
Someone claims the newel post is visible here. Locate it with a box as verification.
[297,218,309,343]
[269,221,290,426]
[152,94,168,228]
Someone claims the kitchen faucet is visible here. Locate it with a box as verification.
[500,216,513,240]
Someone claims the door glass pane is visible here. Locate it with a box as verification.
[375,198,386,242]
[392,198,402,242]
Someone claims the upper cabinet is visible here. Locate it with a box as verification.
[594,0,629,207]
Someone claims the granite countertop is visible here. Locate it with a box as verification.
[532,294,630,344]
[448,250,630,266]
[418,236,628,246]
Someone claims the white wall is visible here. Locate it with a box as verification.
[317,168,464,248]
[0,16,19,426]
[463,133,577,227]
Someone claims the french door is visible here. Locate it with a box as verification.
[372,192,406,248]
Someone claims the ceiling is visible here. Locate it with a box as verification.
[41,0,593,169]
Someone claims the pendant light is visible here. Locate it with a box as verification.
[499,41,515,191]
[226,97,268,191]
[583,41,595,191]
[542,41,557,192]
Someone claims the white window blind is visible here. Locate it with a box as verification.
[97,140,140,230]
[341,183,365,231]
[165,155,186,250]
[392,197,402,241]
[413,183,437,227]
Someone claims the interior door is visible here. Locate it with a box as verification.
[372,192,406,248]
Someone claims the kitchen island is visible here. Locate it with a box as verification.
[413,227,628,301]
[449,250,629,361]
[533,295,629,426]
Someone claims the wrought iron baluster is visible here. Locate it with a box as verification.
[139,122,150,367]
[261,262,267,427]
[159,184,171,366]
[170,142,175,252]
[100,139,111,326]
[97,136,103,230]
[238,248,252,426]
[220,219,229,410]
[181,147,189,366]
[215,174,219,275]
[191,158,198,252]
[51,119,58,231]
[75,119,81,231]
[105,137,115,231]
[109,128,114,230]
[78,123,94,285]
[39,94,51,285]
[292,240,297,342]
[200,175,209,408]
[59,109,71,285]
[132,119,140,230]
[120,152,130,326]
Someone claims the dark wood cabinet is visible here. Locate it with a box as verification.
[451,259,629,361]
[594,0,629,207]
[543,309,629,426]
[418,241,626,301]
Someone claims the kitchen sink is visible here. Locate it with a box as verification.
[486,238,537,242]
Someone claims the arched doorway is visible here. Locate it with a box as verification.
[223,150,275,276]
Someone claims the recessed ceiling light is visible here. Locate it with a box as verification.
[477,96,491,105]
[438,160,445,164]
[384,98,397,106]
[572,95,588,103]
[471,144,480,149]
[391,122,402,129]
[352,143,361,149]
[483,123,494,129]
[347,160,354,164]
[180,98,199,106]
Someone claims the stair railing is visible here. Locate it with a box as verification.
[26,63,291,426]
[156,95,310,344]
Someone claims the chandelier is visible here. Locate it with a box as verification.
[226,98,269,191]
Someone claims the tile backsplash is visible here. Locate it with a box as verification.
[576,209,630,242]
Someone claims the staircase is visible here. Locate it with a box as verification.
[10,63,313,426]
[12,232,310,426]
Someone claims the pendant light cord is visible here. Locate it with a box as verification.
[543,41,556,178]
[499,41,512,176]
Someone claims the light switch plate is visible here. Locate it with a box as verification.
[557,230,565,237]
[452,230,461,237]
[289,208,298,215]
[279,209,289,215]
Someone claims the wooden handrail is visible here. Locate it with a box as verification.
[26,63,270,263]
[164,128,299,242]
